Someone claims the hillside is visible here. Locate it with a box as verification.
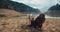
[0,0,40,13]
[0,9,27,17]
[46,4,60,17]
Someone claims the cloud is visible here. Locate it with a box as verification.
[31,0,49,5]
[11,0,31,4]
[11,0,57,8]
[58,0,60,4]
[11,0,58,12]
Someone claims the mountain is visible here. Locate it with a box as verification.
[46,4,60,17]
[0,0,40,14]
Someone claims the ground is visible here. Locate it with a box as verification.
[0,17,60,32]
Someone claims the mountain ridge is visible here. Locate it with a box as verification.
[0,0,40,14]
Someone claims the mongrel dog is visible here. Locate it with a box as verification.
[31,14,45,29]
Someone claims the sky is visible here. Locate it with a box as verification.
[11,0,60,13]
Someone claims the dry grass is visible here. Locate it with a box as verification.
[43,18,60,32]
[0,17,60,32]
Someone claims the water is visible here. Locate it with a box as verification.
[45,15,60,18]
